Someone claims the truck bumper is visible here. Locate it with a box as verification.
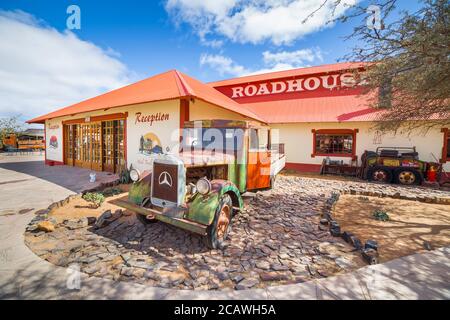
[114,199,208,236]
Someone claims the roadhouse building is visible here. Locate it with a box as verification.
[28,62,450,175]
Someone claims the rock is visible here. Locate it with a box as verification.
[217,272,229,281]
[144,271,161,281]
[37,221,55,232]
[330,226,341,237]
[232,274,244,283]
[364,240,378,251]
[320,219,329,225]
[259,272,290,282]
[335,257,356,269]
[87,217,97,225]
[361,248,379,265]
[255,261,270,270]
[120,266,135,277]
[350,236,363,250]
[26,224,38,232]
[235,278,259,290]
[270,264,289,271]
[95,210,112,229]
[423,241,433,251]
[341,231,354,243]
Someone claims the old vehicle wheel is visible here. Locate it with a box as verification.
[395,169,421,185]
[368,167,393,183]
[136,197,158,224]
[136,213,158,225]
[205,194,233,249]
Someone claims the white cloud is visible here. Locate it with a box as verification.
[200,53,250,77]
[200,48,324,77]
[166,0,357,45]
[0,10,132,123]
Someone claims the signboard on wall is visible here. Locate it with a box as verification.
[214,72,362,103]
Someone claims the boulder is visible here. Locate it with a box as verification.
[37,221,55,232]
[341,231,354,243]
[94,210,112,229]
[362,248,379,265]
[235,278,259,290]
[364,240,378,251]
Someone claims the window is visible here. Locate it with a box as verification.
[442,128,449,163]
[249,128,269,151]
[311,129,358,159]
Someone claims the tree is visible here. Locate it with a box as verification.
[305,0,450,132]
[0,115,24,140]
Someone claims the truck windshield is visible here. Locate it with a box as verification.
[181,127,244,152]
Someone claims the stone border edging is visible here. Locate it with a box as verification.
[341,187,450,205]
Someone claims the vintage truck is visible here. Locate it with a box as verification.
[359,146,441,185]
[115,120,286,248]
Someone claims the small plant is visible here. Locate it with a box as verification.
[82,192,105,208]
[119,164,132,184]
[373,209,390,221]
[358,196,370,202]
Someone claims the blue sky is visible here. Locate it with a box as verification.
[0,0,421,122]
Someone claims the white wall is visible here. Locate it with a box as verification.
[43,99,180,172]
[45,119,63,162]
[271,122,449,170]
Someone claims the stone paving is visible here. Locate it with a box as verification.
[24,175,450,291]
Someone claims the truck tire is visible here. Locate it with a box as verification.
[394,168,422,185]
[136,197,158,225]
[136,213,158,225]
[205,194,233,249]
[367,166,393,183]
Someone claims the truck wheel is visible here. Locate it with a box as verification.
[395,169,421,185]
[205,194,233,249]
[368,167,393,183]
[136,213,158,225]
[135,197,158,225]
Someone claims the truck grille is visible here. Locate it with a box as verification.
[152,162,178,204]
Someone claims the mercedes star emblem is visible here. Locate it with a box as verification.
[158,171,173,187]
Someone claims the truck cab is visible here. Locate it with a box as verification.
[116,120,285,249]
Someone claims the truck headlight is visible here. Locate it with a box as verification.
[196,178,211,195]
[130,168,140,182]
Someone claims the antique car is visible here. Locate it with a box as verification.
[359,146,441,185]
[115,120,286,248]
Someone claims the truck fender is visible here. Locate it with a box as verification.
[187,179,243,226]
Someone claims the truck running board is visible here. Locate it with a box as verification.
[113,199,208,236]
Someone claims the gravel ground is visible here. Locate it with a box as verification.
[24,175,450,290]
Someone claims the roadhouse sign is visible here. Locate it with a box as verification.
[226,73,358,100]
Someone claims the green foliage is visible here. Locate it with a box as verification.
[344,0,450,132]
[101,187,122,197]
[119,165,132,184]
[373,209,390,221]
[82,192,105,208]
[0,115,23,140]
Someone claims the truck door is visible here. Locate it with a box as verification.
[246,128,271,190]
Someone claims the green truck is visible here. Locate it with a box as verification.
[115,119,286,249]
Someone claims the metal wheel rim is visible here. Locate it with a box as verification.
[216,205,230,239]
[373,170,388,182]
[398,171,415,184]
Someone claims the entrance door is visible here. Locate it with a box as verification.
[64,119,125,173]
[246,128,271,190]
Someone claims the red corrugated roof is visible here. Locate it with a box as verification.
[28,70,265,124]
[208,62,366,87]
[241,94,380,123]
